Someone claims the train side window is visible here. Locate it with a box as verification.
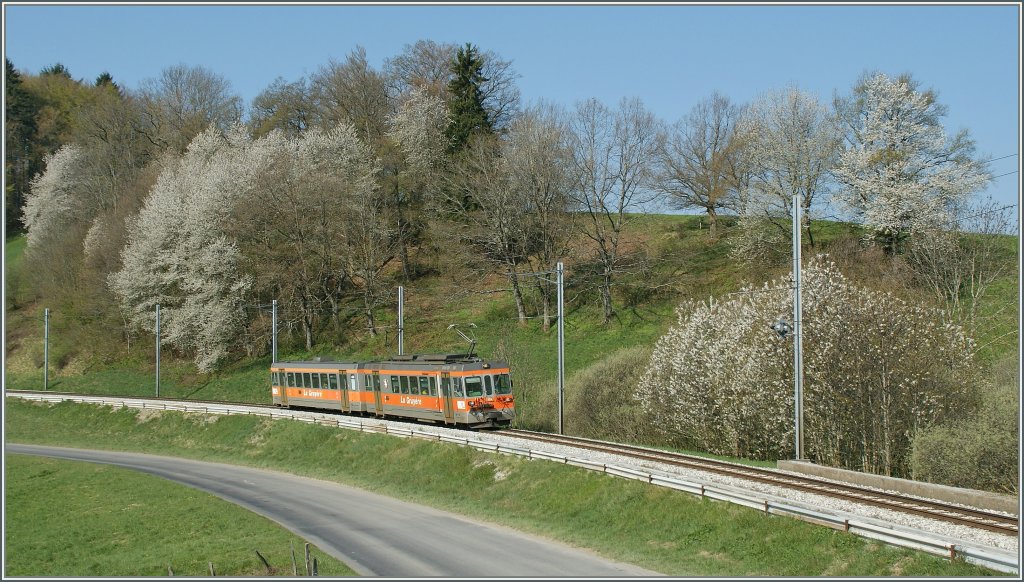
[302,373,311,388]
[417,376,428,395]
[387,376,396,393]
[465,376,483,397]
[428,377,437,396]
[484,375,493,396]
[287,372,295,387]
[453,378,464,397]
[329,374,339,390]
[312,373,321,389]
[320,373,329,389]
[350,374,358,391]
[399,376,410,394]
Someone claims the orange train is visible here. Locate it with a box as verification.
[271,353,515,429]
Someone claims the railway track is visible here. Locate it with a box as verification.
[9,390,1017,537]
[506,430,1019,537]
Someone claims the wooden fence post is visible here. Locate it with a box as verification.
[304,543,311,576]
[291,541,298,576]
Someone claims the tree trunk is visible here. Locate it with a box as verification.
[301,294,314,350]
[363,289,377,336]
[706,207,719,240]
[538,279,552,333]
[802,202,816,248]
[509,269,527,325]
[600,269,614,324]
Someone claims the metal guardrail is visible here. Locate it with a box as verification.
[7,392,1018,574]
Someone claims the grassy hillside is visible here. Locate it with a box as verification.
[4,215,1019,433]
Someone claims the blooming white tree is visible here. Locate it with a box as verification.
[386,86,451,181]
[735,87,843,257]
[637,258,977,476]
[110,125,264,371]
[23,145,88,250]
[833,72,990,253]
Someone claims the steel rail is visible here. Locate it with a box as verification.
[505,430,1018,536]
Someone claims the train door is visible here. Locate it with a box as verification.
[371,371,383,416]
[338,370,350,413]
[440,372,454,424]
[277,369,289,406]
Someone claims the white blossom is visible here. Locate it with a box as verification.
[833,73,990,250]
[637,258,977,476]
[386,87,451,178]
[23,145,88,249]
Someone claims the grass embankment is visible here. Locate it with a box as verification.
[4,454,356,577]
[4,399,1006,577]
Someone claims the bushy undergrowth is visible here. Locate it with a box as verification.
[564,345,655,443]
[638,257,980,478]
[911,354,1020,494]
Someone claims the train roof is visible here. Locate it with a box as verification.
[272,353,506,368]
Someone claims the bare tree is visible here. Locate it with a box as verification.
[565,97,659,324]
[652,92,745,240]
[384,39,456,99]
[309,46,392,145]
[504,103,575,331]
[249,76,313,138]
[134,64,243,153]
[339,186,399,336]
[447,134,532,323]
[906,195,1014,343]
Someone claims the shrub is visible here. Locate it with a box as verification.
[564,345,654,443]
[638,257,979,477]
[911,354,1019,494]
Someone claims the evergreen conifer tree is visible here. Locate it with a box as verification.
[445,43,493,153]
[5,58,41,235]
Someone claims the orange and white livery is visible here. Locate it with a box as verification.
[270,353,515,429]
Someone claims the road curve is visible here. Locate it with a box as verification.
[6,444,660,577]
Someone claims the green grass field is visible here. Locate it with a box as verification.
[4,453,356,577]
[4,398,1007,577]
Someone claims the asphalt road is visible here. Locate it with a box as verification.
[6,444,661,577]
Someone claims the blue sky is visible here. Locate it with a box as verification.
[3,3,1021,223]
